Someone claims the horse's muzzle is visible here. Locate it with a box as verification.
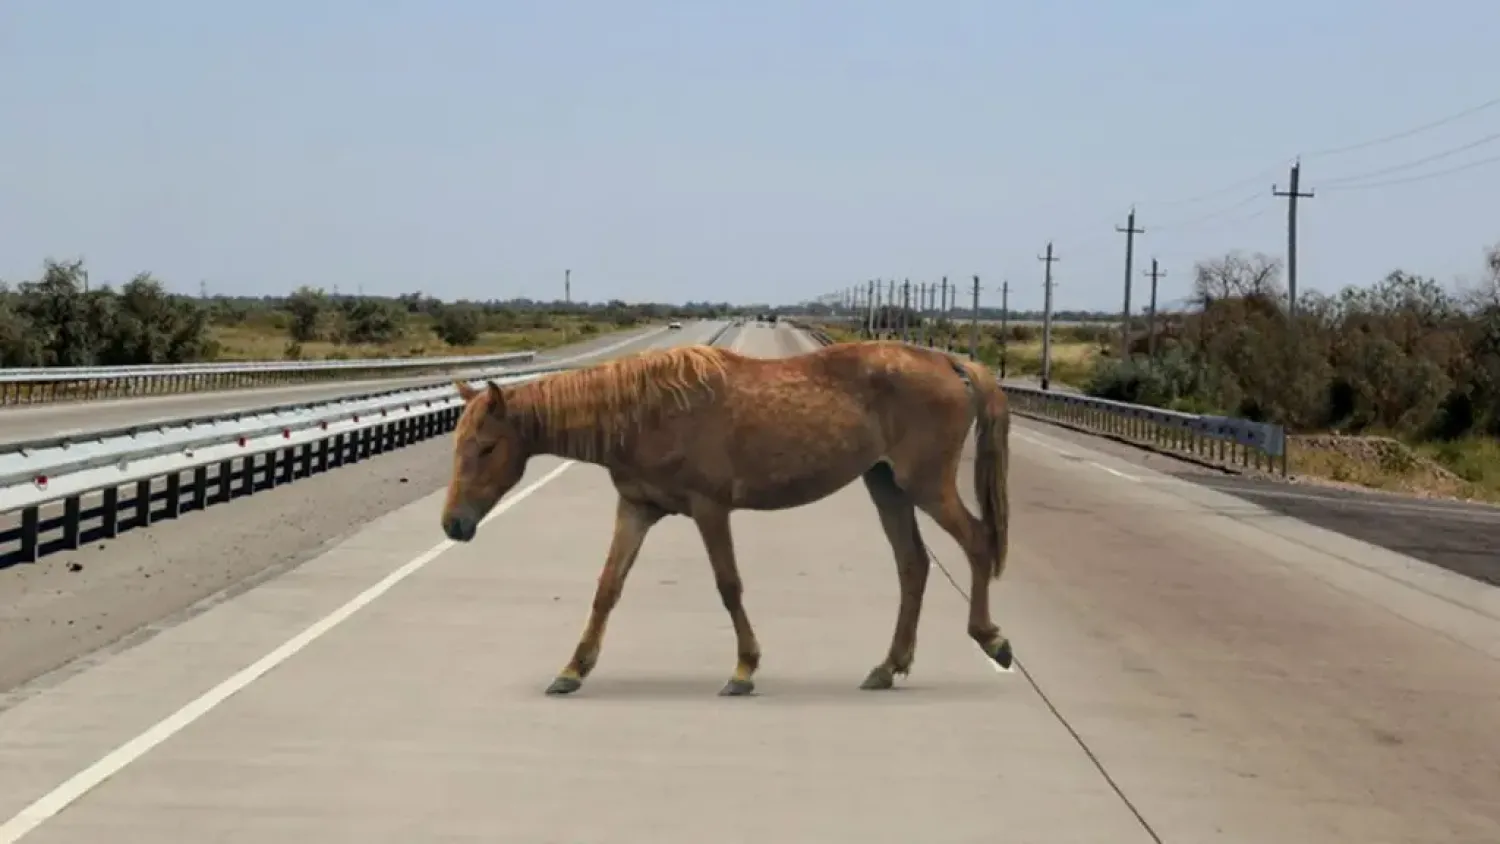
[442,512,478,543]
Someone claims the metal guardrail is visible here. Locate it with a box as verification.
[1002,385,1288,475]
[0,366,563,567]
[783,320,836,346]
[796,323,1287,475]
[0,320,736,567]
[0,350,540,406]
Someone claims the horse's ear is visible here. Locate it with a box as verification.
[485,380,506,416]
[454,379,478,402]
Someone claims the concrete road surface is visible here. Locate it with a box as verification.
[0,323,684,445]
[0,320,726,695]
[0,323,1496,842]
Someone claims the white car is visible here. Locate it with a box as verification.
[667,321,683,330]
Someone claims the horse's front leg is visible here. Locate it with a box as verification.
[546,494,664,696]
[690,502,761,697]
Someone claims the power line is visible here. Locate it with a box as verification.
[1320,150,1500,192]
[1153,191,1266,231]
[1301,94,1500,159]
[1134,92,1500,209]
[1320,129,1500,186]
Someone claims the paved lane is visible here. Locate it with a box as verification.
[0,324,680,445]
[0,321,724,698]
[1018,413,1500,586]
[0,323,1148,843]
[996,422,1500,842]
[0,325,1494,842]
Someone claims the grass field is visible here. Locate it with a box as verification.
[211,315,633,361]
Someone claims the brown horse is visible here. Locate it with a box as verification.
[441,339,1012,697]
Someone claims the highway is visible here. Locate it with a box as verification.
[0,322,1497,842]
[0,324,675,446]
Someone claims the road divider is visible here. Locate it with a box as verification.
[0,350,543,406]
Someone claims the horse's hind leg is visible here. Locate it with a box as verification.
[906,466,1013,671]
[546,494,664,696]
[858,463,932,691]
[689,502,761,697]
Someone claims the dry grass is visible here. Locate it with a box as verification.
[1289,434,1500,504]
[815,323,1100,384]
[1000,340,1099,385]
[211,317,629,362]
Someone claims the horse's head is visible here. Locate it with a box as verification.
[441,379,529,542]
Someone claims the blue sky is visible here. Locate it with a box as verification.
[2,1,1497,312]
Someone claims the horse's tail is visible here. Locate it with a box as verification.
[954,357,1011,581]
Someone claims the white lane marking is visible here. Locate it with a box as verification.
[784,324,822,353]
[0,461,576,843]
[727,324,750,352]
[1089,461,1141,482]
[544,326,669,366]
[1016,432,1141,482]
[1015,432,1074,457]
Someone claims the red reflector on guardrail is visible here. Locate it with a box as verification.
[238,437,247,447]
[34,475,47,487]
[282,429,291,439]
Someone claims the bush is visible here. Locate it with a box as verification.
[433,305,483,346]
[1084,243,1500,442]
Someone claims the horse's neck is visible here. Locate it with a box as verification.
[513,395,624,465]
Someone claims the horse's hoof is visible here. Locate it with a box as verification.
[545,675,583,695]
[859,666,895,690]
[989,639,1015,672]
[718,677,755,697]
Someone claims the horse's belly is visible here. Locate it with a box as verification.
[731,467,861,511]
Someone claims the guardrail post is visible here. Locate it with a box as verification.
[61,496,82,550]
[19,506,40,562]
[192,466,209,511]
[101,487,120,538]
[164,473,183,519]
[132,479,151,527]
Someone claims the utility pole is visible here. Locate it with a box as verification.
[564,269,571,304]
[998,279,1010,378]
[922,282,934,346]
[866,279,877,338]
[941,275,952,350]
[1273,159,1314,322]
[1116,208,1145,358]
[915,282,926,346]
[1143,258,1166,358]
[886,279,896,339]
[900,279,911,342]
[1038,242,1059,390]
[930,282,939,346]
[968,274,982,361]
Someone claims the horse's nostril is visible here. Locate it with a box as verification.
[442,515,476,542]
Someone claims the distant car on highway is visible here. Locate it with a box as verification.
[667,321,683,330]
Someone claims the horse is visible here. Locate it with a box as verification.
[441,339,1013,697]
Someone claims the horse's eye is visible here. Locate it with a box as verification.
[477,443,497,458]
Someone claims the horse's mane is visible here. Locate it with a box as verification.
[508,344,732,459]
